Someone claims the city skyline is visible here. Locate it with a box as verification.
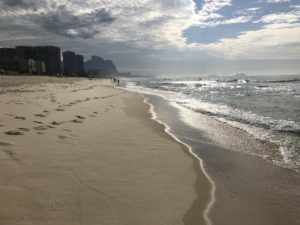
[0,0,299,76]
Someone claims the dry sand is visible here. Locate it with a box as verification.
[0,76,211,225]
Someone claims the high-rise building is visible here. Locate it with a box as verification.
[0,48,17,71]
[75,54,84,74]
[35,61,46,74]
[62,51,76,75]
[35,46,61,75]
[16,46,35,60]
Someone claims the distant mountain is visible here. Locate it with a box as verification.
[84,56,118,75]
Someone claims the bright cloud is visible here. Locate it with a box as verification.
[259,12,300,23]
[267,0,291,3]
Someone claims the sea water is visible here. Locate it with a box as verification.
[124,75,300,173]
[122,74,300,225]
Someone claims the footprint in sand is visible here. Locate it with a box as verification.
[50,95,56,103]
[33,120,44,124]
[51,121,63,126]
[71,119,83,124]
[89,112,98,117]
[4,130,24,135]
[56,108,65,112]
[75,115,85,120]
[34,113,47,117]
[0,141,12,146]
[1,149,19,162]
[0,124,4,127]
[18,128,30,132]
[43,110,49,113]
[36,132,45,135]
[14,116,26,120]
[62,129,72,132]
[57,135,68,140]
[33,126,48,131]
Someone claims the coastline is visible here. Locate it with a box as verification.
[142,96,215,225]
[142,93,300,225]
[0,76,211,225]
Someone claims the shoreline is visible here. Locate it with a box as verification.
[142,93,300,225]
[0,76,211,225]
[122,79,300,173]
[142,96,216,225]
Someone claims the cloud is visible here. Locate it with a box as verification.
[193,0,253,28]
[259,12,300,23]
[196,14,300,60]
[267,0,291,3]
[0,0,45,10]
[0,0,299,75]
[1,0,35,7]
[35,6,116,39]
[183,1,300,60]
[198,0,232,13]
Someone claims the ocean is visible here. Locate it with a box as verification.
[124,75,300,173]
[122,74,300,224]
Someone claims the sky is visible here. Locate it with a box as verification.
[0,0,300,76]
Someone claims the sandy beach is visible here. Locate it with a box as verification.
[0,76,211,225]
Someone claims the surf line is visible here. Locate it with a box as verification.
[143,95,216,225]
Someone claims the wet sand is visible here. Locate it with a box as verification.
[146,94,300,225]
[0,76,211,225]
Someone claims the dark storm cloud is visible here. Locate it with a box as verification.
[35,6,116,39]
[1,0,37,8]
